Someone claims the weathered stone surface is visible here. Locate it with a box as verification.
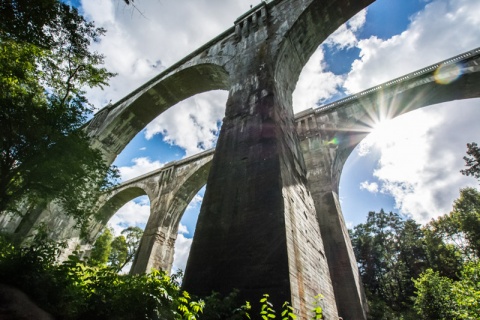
[94,149,214,274]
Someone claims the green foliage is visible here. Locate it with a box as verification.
[413,263,480,319]
[310,294,323,320]
[110,234,128,268]
[351,184,480,319]
[0,234,204,319]
[350,209,426,317]
[413,269,456,320]
[88,226,143,272]
[89,228,114,267]
[0,0,117,232]
[200,290,251,320]
[451,187,480,258]
[461,142,480,181]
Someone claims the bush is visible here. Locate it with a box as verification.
[0,234,203,319]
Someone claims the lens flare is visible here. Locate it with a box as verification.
[434,62,463,85]
[326,137,339,146]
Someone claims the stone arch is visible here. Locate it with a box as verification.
[329,53,480,190]
[87,63,230,164]
[87,186,151,242]
[274,0,374,95]
[129,152,213,274]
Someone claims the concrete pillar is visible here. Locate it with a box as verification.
[130,181,181,274]
[131,224,177,274]
[182,54,337,318]
[299,128,368,320]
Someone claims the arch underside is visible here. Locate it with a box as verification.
[129,159,212,274]
[96,186,149,227]
[274,0,375,92]
[92,63,229,164]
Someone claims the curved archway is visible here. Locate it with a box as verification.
[87,63,230,164]
[129,152,213,274]
[88,186,150,242]
[328,57,480,193]
[274,0,373,93]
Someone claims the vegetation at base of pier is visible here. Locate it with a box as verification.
[0,230,326,319]
[0,0,118,233]
[0,231,204,320]
[349,146,480,319]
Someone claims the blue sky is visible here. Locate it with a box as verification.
[76,0,480,271]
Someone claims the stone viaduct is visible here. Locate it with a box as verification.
[3,0,480,318]
[94,45,480,319]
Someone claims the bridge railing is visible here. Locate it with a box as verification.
[298,46,480,117]
[110,148,215,190]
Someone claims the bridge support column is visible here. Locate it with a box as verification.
[299,126,368,320]
[130,181,182,274]
[182,54,337,317]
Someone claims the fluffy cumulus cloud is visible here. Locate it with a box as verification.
[324,9,367,49]
[360,181,379,193]
[358,100,480,222]
[186,194,203,210]
[292,48,343,113]
[344,0,480,94]
[292,9,367,113]
[346,0,480,222]
[118,157,164,182]
[173,233,193,272]
[145,91,228,156]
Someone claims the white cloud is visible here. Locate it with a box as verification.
[186,194,203,210]
[178,223,189,235]
[344,0,480,94]
[108,196,150,236]
[292,9,367,113]
[118,157,164,181]
[360,181,379,193]
[145,91,228,156]
[172,234,193,272]
[325,9,367,49]
[292,48,343,112]
[359,100,480,223]
[344,0,480,223]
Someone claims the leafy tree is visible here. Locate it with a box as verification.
[0,0,117,231]
[120,226,143,269]
[109,234,128,269]
[422,218,463,280]
[461,142,480,181]
[414,261,480,320]
[423,188,480,267]
[413,269,457,320]
[450,187,480,258]
[350,210,426,318]
[89,228,113,266]
[88,226,143,271]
